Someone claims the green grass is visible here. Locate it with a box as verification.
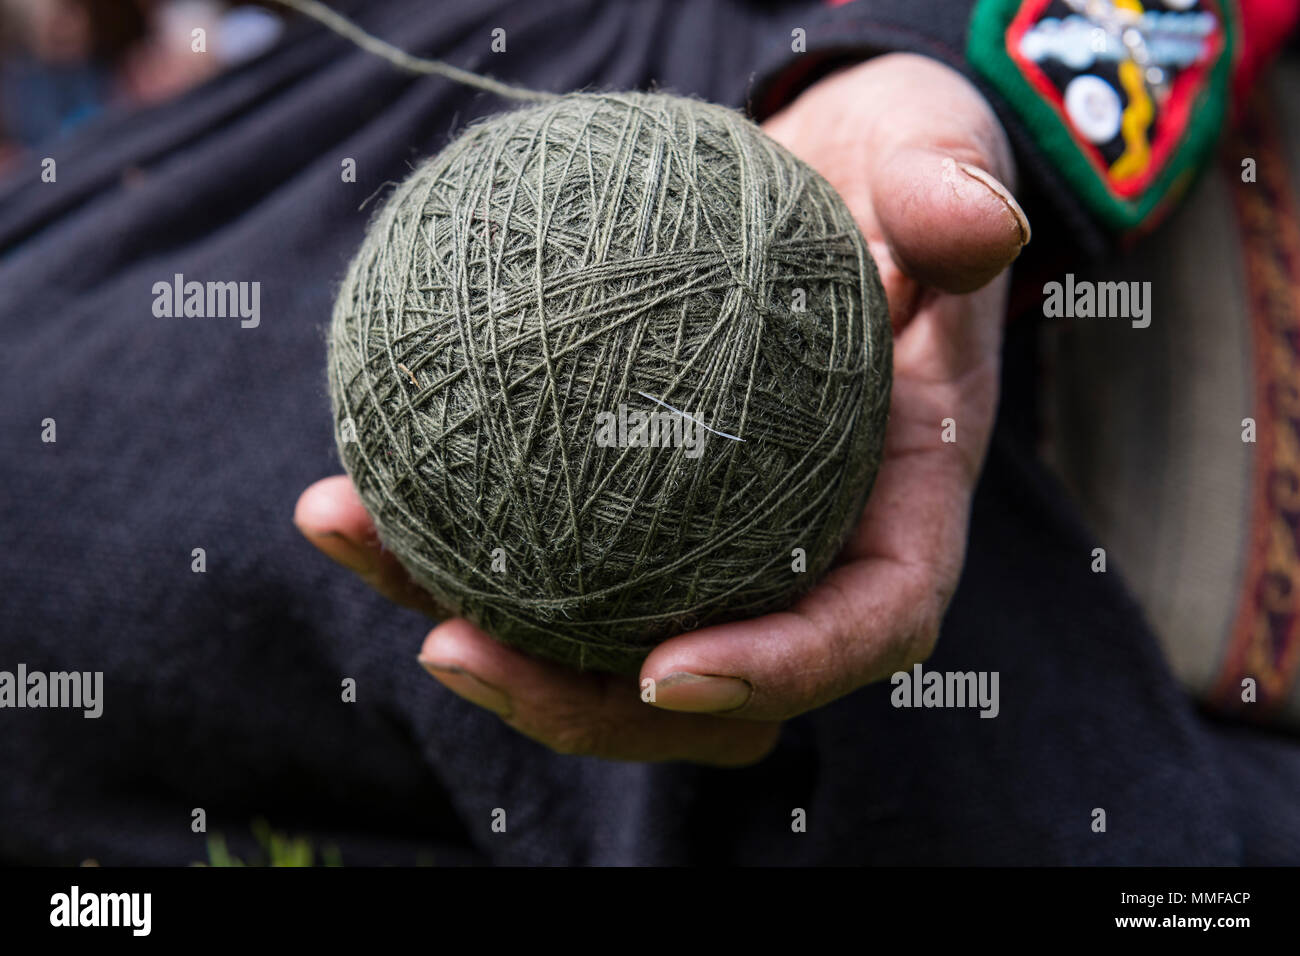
[200,818,343,867]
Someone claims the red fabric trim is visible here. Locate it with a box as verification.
[1234,0,1300,110]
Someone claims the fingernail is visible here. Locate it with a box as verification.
[650,671,752,713]
[957,162,1032,247]
[418,657,513,718]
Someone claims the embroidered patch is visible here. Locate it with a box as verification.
[969,0,1235,232]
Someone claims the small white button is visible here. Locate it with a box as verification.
[1065,75,1124,143]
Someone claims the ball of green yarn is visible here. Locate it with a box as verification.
[327,91,891,675]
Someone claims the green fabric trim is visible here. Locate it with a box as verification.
[967,0,1237,233]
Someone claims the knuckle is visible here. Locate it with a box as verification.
[730,724,783,766]
[689,722,784,769]
[898,574,959,668]
[543,717,607,757]
[904,609,943,666]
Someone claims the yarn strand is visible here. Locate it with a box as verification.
[270,0,560,103]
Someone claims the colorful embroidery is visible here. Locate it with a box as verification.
[1213,89,1300,719]
[969,0,1236,231]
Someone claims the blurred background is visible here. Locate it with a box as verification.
[0,0,284,171]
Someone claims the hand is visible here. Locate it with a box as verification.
[295,53,1028,765]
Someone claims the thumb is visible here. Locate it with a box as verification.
[863,55,1030,293]
[871,148,1030,294]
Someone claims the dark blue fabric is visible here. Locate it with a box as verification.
[1,0,1296,866]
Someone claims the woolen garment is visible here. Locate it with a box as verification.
[0,0,1297,865]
